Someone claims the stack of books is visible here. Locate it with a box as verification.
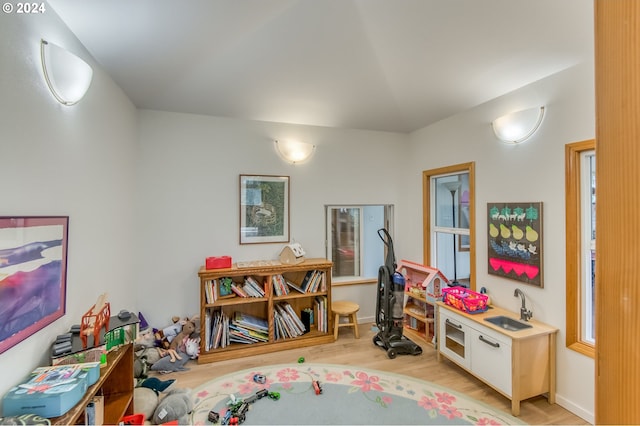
[229,312,268,344]
[274,302,307,339]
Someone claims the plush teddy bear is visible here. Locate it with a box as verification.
[166,320,196,362]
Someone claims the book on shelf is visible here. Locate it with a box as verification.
[205,279,217,303]
[274,302,306,339]
[231,283,249,298]
[229,312,268,344]
[314,295,328,333]
[206,310,230,350]
[296,270,325,293]
[242,276,265,297]
[286,279,305,294]
[272,274,290,296]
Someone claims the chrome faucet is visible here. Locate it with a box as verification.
[514,288,533,321]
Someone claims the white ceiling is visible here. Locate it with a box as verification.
[48,0,593,133]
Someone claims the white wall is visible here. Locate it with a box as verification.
[0,10,138,405]
[399,63,595,423]
[134,110,407,328]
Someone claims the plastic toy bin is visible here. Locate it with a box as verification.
[442,286,488,314]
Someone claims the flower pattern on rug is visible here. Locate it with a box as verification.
[190,363,524,425]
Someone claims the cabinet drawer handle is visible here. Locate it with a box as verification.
[479,335,500,348]
[445,319,462,329]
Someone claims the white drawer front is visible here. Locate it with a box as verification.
[470,329,512,396]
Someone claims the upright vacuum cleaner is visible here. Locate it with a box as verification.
[373,228,423,359]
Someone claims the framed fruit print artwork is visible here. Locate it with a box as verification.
[487,202,543,287]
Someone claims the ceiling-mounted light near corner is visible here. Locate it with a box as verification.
[40,39,93,106]
[274,140,316,164]
[492,106,545,144]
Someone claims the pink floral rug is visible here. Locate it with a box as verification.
[190,363,524,425]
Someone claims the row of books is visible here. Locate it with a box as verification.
[274,302,307,339]
[206,272,326,303]
[231,276,266,298]
[300,270,326,293]
[204,279,217,304]
[314,296,328,333]
[204,276,268,303]
[204,310,230,351]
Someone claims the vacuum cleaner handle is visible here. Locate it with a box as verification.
[377,228,397,272]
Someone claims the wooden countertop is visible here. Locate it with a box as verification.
[437,302,558,339]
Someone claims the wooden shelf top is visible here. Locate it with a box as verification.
[199,258,332,276]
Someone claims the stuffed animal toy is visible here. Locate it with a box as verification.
[150,351,190,373]
[133,378,176,422]
[167,320,196,362]
[184,337,200,359]
[152,388,194,425]
[134,346,166,379]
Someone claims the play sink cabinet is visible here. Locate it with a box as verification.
[436,302,558,416]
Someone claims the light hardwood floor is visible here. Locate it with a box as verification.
[153,324,588,425]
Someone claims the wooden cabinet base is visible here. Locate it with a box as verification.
[50,344,134,425]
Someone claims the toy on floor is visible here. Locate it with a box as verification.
[167,320,196,362]
[312,380,323,395]
[218,388,277,425]
[134,313,201,374]
[151,388,194,425]
[133,378,177,422]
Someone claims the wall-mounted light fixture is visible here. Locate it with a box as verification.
[491,106,545,144]
[274,140,315,164]
[41,39,93,106]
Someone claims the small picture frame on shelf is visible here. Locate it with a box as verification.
[217,277,235,299]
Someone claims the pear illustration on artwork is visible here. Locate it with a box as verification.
[500,224,511,239]
[525,226,539,242]
[489,223,499,238]
[511,225,524,240]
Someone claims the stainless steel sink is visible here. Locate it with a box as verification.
[484,315,532,331]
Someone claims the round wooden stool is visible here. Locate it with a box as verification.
[332,300,360,339]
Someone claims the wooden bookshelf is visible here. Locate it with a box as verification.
[198,258,334,363]
[50,343,134,425]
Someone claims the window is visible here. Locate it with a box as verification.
[325,205,394,283]
[423,163,475,289]
[565,139,596,357]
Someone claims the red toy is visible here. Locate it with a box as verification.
[312,380,322,395]
[80,294,110,349]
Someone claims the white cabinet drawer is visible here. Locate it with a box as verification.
[470,327,512,396]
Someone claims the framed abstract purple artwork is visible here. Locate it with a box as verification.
[0,216,69,354]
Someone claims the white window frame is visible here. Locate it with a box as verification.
[325,204,394,284]
[580,150,596,344]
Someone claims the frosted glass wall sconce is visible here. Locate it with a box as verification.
[492,106,545,144]
[274,140,316,164]
[41,39,93,106]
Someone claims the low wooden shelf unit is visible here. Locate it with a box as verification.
[198,258,334,364]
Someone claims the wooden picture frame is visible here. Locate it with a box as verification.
[487,202,543,287]
[240,174,290,244]
[0,216,69,354]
